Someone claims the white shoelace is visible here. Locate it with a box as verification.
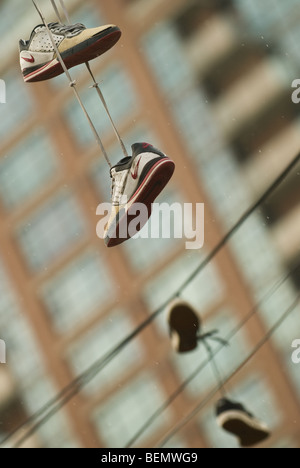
[111,170,128,205]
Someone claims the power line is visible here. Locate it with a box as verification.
[50,0,129,158]
[32,0,112,167]
[124,262,300,447]
[3,151,300,448]
[157,294,300,448]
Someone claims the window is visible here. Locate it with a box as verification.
[67,308,145,394]
[202,44,269,100]
[70,3,105,28]
[172,308,249,398]
[280,25,300,67]
[121,187,185,272]
[16,191,87,272]
[174,0,233,39]
[41,250,115,334]
[0,130,59,210]
[0,261,78,448]
[93,371,172,447]
[142,23,219,160]
[65,63,139,147]
[21,375,78,448]
[233,0,298,36]
[0,0,28,37]
[142,24,193,99]
[0,70,33,141]
[198,149,252,226]
[199,374,282,448]
[261,164,300,226]
[231,92,300,163]
[0,261,44,382]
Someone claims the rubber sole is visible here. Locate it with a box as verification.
[24,26,121,83]
[168,304,200,353]
[221,417,270,447]
[105,158,175,248]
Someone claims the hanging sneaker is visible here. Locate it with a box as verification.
[216,398,270,447]
[19,22,121,83]
[167,299,201,353]
[104,142,175,248]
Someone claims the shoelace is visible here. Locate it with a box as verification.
[47,22,86,36]
[111,170,128,205]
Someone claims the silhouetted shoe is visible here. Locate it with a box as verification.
[167,299,201,353]
[216,398,271,447]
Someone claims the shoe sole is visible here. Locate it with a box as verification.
[105,158,175,247]
[218,412,270,447]
[24,26,121,83]
[168,304,200,353]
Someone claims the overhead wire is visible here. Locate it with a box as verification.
[157,293,300,448]
[124,261,300,447]
[3,0,299,450]
[32,0,112,168]
[3,149,300,447]
[50,0,129,158]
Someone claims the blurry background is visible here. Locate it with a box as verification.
[0,0,300,448]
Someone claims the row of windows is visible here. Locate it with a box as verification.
[140,17,300,424]
[0,260,78,448]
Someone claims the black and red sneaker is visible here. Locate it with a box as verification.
[104,142,175,248]
[19,22,121,83]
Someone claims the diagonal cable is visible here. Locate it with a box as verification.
[32,0,112,167]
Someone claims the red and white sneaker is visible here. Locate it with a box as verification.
[19,22,121,83]
[104,143,175,248]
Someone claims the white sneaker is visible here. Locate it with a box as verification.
[19,22,121,83]
[104,142,175,248]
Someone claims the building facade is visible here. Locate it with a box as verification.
[0,0,300,448]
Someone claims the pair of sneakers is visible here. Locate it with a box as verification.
[20,23,175,246]
[168,300,271,448]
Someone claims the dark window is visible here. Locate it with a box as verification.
[202,43,273,100]
[174,0,233,39]
[261,163,300,226]
[231,92,300,163]
[287,257,300,290]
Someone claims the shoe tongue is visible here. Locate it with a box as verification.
[33,23,46,33]
[110,157,131,176]
[131,142,153,157]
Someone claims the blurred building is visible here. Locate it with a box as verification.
[0,0,300,448]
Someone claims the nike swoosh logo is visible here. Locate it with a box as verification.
[22,54,35,63]
[131,156,142,180]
